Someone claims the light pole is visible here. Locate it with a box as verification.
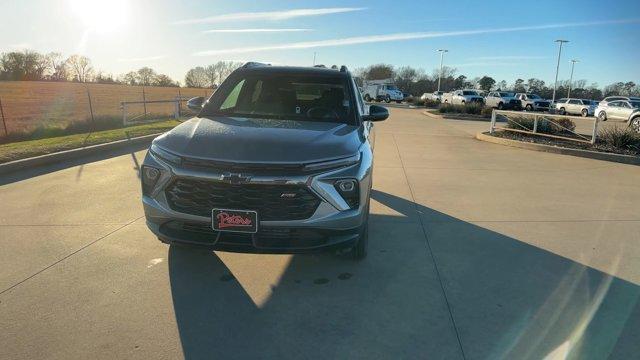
[567,59,579,98]
[437,49,448,93]
[313,52,317,66]
[551,39,569,105]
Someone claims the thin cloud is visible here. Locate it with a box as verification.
[173,7,365,25]
[203,28,313,34]
[193,18,640,56]
[117,55,167,62]
[473,55,548,60]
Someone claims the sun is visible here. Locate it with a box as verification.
[69,0,129,33]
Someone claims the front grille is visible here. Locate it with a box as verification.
[165,178,321,221]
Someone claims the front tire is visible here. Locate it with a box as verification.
[581,109,588,117]
[598,111,607,122]
[384,95,391,103]
[497,102,504,110]
[525,104,533,111]
[559,107,566,115]
[630,117,640,133]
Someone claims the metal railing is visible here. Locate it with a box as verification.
[120,96,198,125]
[489,110,600,144]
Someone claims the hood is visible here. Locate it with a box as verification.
[153,116,363,164]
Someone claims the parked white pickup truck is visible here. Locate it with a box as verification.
[485,91,521,110]
[442,90,485,105]
[362,79,404,103]
[515,93,551,112]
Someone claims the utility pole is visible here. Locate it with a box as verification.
[437,49,448,93]
[313,52,317,66]
[567,59,579,98]
[551,39,569,105]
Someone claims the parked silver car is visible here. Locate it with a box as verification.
[595,99,640,122]
[553,98,596,117]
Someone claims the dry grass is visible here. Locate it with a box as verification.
[0,81,212,136]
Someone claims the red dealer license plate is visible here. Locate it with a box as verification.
[212,209,258,233]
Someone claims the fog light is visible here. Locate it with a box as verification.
[334,179,359,209]
[141,166,161,195]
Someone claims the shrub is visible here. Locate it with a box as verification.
[438,103,483,115]
[423,99,440,108]
[598,127,640,151]
[481,107,493,118]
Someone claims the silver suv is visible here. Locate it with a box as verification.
[553,98,596,117]
[140,63,388,259]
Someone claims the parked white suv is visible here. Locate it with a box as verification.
[442,90,484,105]
[515,93,551,112]
[553,98,596,117]
[595,99,640,122]
[485,91,521,110]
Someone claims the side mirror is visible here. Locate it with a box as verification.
[187,96,205,112]
[364,104,389,122]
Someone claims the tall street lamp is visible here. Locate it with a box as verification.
[567,59,579,98]
[551,39,569,105]
[437,49,448,93]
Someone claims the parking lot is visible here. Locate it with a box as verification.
[1,107,639,359]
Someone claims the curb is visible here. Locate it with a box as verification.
[476,132,640,166]
[422,110,490,122]
[0,133,160,175]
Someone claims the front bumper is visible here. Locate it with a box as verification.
[141,149,372,253]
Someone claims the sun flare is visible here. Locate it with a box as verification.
[69,0,129,33]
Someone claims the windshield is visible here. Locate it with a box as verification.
[202,73,355,125]
[387,85,398,90]
[463,90,478,96]
[630,101,640,108]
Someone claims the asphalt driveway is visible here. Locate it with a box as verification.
[1,108,639,359]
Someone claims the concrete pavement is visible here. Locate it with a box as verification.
[1,108,639,359]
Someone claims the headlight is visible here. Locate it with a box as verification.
[334,179,359,209]
[141,165,161,196]
[150,143,181,165]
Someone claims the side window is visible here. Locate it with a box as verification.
[622,102,631,108]
[220,79,245,110]
[569,99,580,105]
[609,101,620,108]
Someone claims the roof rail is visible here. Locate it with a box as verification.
[340,65,348,72]
[242,62,270,68]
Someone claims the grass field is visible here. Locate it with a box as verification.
[0,81,212,136]
[0,119,179,163]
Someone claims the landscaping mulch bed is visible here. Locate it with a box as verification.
[492,130,640,157]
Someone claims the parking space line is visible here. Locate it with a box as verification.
[0,216,143,296]
[390,133,468,360]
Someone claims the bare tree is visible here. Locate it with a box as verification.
[184,66,208,88]
[119,71,138,86]
[66,55,94,82]
[155,74,177,87]
[204,63,221,87]
[47,52,68,81]
[136,67,157,86]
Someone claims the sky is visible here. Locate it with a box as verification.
[1,0,639,87]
